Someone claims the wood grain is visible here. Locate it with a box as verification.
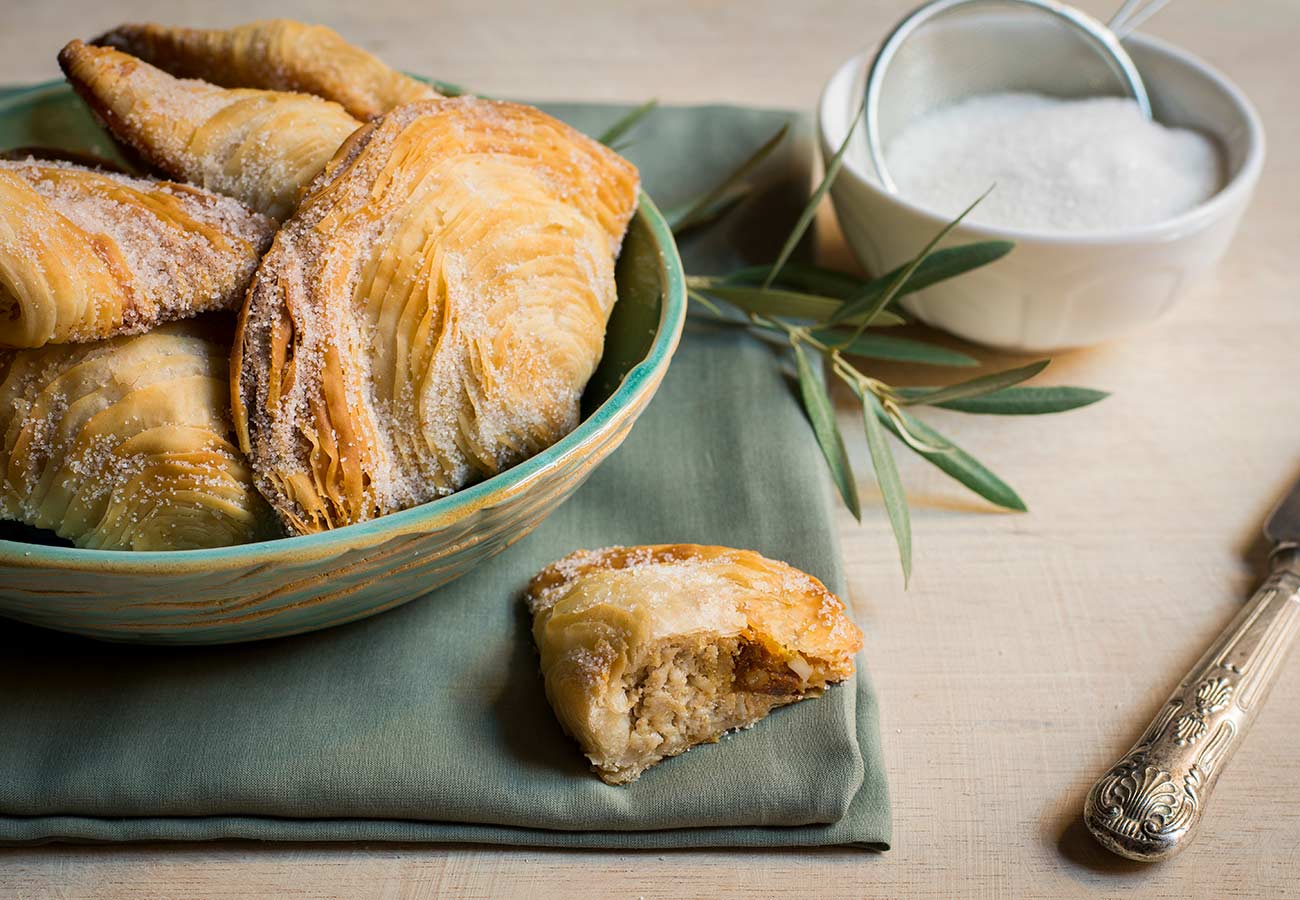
[3,0,1300,896]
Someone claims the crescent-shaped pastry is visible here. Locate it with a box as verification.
[0,158,275,348]
[233,97,640,533]
[94,19,442,120]
[0,321,274,551]
[526,545,863,784]
[58,39,362,219]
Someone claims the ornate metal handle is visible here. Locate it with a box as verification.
[1084,545,1300,861]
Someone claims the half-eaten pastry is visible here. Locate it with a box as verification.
[526,544,863,785]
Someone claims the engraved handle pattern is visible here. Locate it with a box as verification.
[1084,546,1300,862]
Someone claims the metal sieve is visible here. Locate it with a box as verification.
[863,0,1155,193]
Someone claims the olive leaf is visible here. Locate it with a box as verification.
[619,99,1106,583]
[688,281,906,326]
[668,189,750,236]
[875,407,1027,512]
[813,330,978,367]
[724,262,865,300]
[762,103,865,290]
[793,341,861,521]
[833,241,1015,325]
[597,99,658,148]
[832,189,994,338]
[667,123,790,235]
[902,385,1110,414]
[899,360,1050,407]
[860,390,912,582]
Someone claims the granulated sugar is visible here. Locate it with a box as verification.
[884,92,1222,233]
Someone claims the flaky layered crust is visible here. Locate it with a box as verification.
[527,544,863,784]
[0,321,273,550]
[58,39,362,219]
[94,19,441,120]
[232,97,639,534]
[0,158,275,348]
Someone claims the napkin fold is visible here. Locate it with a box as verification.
[0,97,891,849]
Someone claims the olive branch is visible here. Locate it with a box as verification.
[599,104,1106,584]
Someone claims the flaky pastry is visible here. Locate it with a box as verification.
[232,97,639,533]
[58,39,362,219]
[94,19,441,120]
[0,158,274,348]
[527,545,863,785]
[0,321,273,550]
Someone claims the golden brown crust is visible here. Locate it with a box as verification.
[0,158,275,348]
[528,544,864,671]
[94,19,441,120]
[58,39,362,219]
[233,96,639,533]
[527,544,863,784]
[0,320,275,550]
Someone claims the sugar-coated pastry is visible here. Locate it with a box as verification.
[94,19,442,120]
[0,321,274,550]
[58,39,362,219]
[526,545,863,785]
[232,96,640,533]
[0,158,275,348]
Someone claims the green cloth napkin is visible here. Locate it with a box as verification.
[0,97,891,849]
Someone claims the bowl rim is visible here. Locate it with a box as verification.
[0,81,687,571]
[818,31,1267,247]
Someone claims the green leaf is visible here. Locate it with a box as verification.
[812,330,979,367]
[730,241,1011,311]
[877,408,1027,511]
[831,190,996,332]
[831,242,1015,327]
[691,284,905,326]
[900,360,1051,407]
[861,392,912,583]
[724,262,864,300]
[597,99,658,147]
[900,385,1109,414]
[686,288,725,317]
[667,123,790,234]
[762,104,866,289]
[667,187,750,236]
[793,341,861,521]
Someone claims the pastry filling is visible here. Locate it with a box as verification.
[0,285,18,324]
[600,636,819,784]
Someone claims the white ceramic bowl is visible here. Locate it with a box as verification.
[818,28,1265,352]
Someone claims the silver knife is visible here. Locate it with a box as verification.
[1084,476,1300,861]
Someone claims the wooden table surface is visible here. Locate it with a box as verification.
[3,1,1298,896]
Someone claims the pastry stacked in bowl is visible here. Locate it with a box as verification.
[0,20,640,551]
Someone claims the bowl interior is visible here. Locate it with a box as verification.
[0,83,681,561]
[830,28,1264,235]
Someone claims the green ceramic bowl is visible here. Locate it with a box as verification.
[0,83,686,645]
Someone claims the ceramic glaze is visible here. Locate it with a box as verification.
[819,30,1264,351]
[0,83,687,644]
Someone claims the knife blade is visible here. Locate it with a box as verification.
[1264,475,1300,545]
[1084,474,1300,861]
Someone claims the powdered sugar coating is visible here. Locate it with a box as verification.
[233,97,640,533]
[59,39,361,220]
[0,321,273,550]
[96,20,442,121]
[0,157,275,348]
